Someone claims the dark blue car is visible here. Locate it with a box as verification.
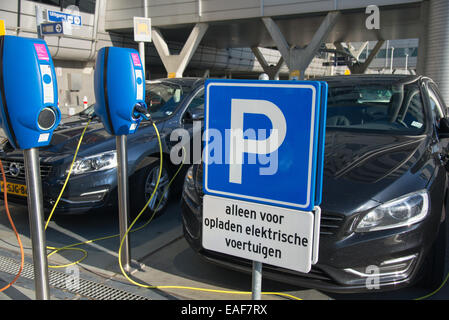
[0,77,205,217]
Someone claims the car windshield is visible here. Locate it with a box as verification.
[326,82,426,134]
[146,82,192,120]
[79,104,95,117]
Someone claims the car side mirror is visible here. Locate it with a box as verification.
[438,118,449,139]
[184,110,204,123]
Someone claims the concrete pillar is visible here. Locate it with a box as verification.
[262,12,340,80]
[416,0,429,76]
[152,23,208,78]
[423,0,449,104]
[251,47,284,80]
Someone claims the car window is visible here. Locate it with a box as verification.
[145,82,190,120]
[185,89,204,117]
[326,82,426,134]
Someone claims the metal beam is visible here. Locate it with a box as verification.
[335,40,385,74]
[251,47,284,80]
[151,23,208,78]
[345,41,369,60]
[263,12,340,79]
[343,40,385,74]
[337,41,373,62]
[358,40,385,72]
[302,11,341,64]
[261,18,290,63]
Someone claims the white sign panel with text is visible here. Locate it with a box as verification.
[202,195,314,273]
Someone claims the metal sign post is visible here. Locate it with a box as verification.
[23,148,50,300]
[35,5,44,39]
[116,135,131,272]
[252,261,262,300]
[133,16,152,76]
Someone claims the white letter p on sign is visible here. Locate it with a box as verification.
[229,99,287,184]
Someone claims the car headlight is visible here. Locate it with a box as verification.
[354,190,429,232]
[69,151,117,175]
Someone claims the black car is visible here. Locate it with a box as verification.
[0,77,205,216]
[181,75,449,293]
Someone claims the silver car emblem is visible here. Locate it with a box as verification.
[9,162,20,177]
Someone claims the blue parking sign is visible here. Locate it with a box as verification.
[203,79,327,212]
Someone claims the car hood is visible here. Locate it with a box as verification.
[58,114,92,127]
[0,115,165,163]
[43,121,112,156]
[320,130,430,214]
[0,120,113,160]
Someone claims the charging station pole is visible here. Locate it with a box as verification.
[23,148,50,300]
[116,135,131,272]
[0,36,62,300]
[93,46,147,274]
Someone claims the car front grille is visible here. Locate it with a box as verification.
[320,213,345,236]
[0,158,52,181]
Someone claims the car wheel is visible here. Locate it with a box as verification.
[130,159,172,220]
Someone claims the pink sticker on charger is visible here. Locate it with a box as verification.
[131,53,141,67]
[34,43,49,61]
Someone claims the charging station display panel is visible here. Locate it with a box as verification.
[0,36,61,149]
[94,47,145,136]
[203,79,327,212]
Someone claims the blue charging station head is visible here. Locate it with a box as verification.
[94,47,145,136]
[0,35,61,150]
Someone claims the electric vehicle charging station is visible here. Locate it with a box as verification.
[94,46,149,272]
[0,35,61,300]
[202,79,328,299]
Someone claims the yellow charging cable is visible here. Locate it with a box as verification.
[45,118,92,230]
[44,119,92,268]
[117,122,303,301]
[415,270,449,300]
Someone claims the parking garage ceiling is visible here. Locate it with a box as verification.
[107,3,423,49]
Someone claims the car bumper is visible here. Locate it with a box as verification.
[181,191,435,293]
[0,168,118,215]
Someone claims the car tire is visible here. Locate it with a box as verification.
[130,159,172,220]
[418,204,449,290]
